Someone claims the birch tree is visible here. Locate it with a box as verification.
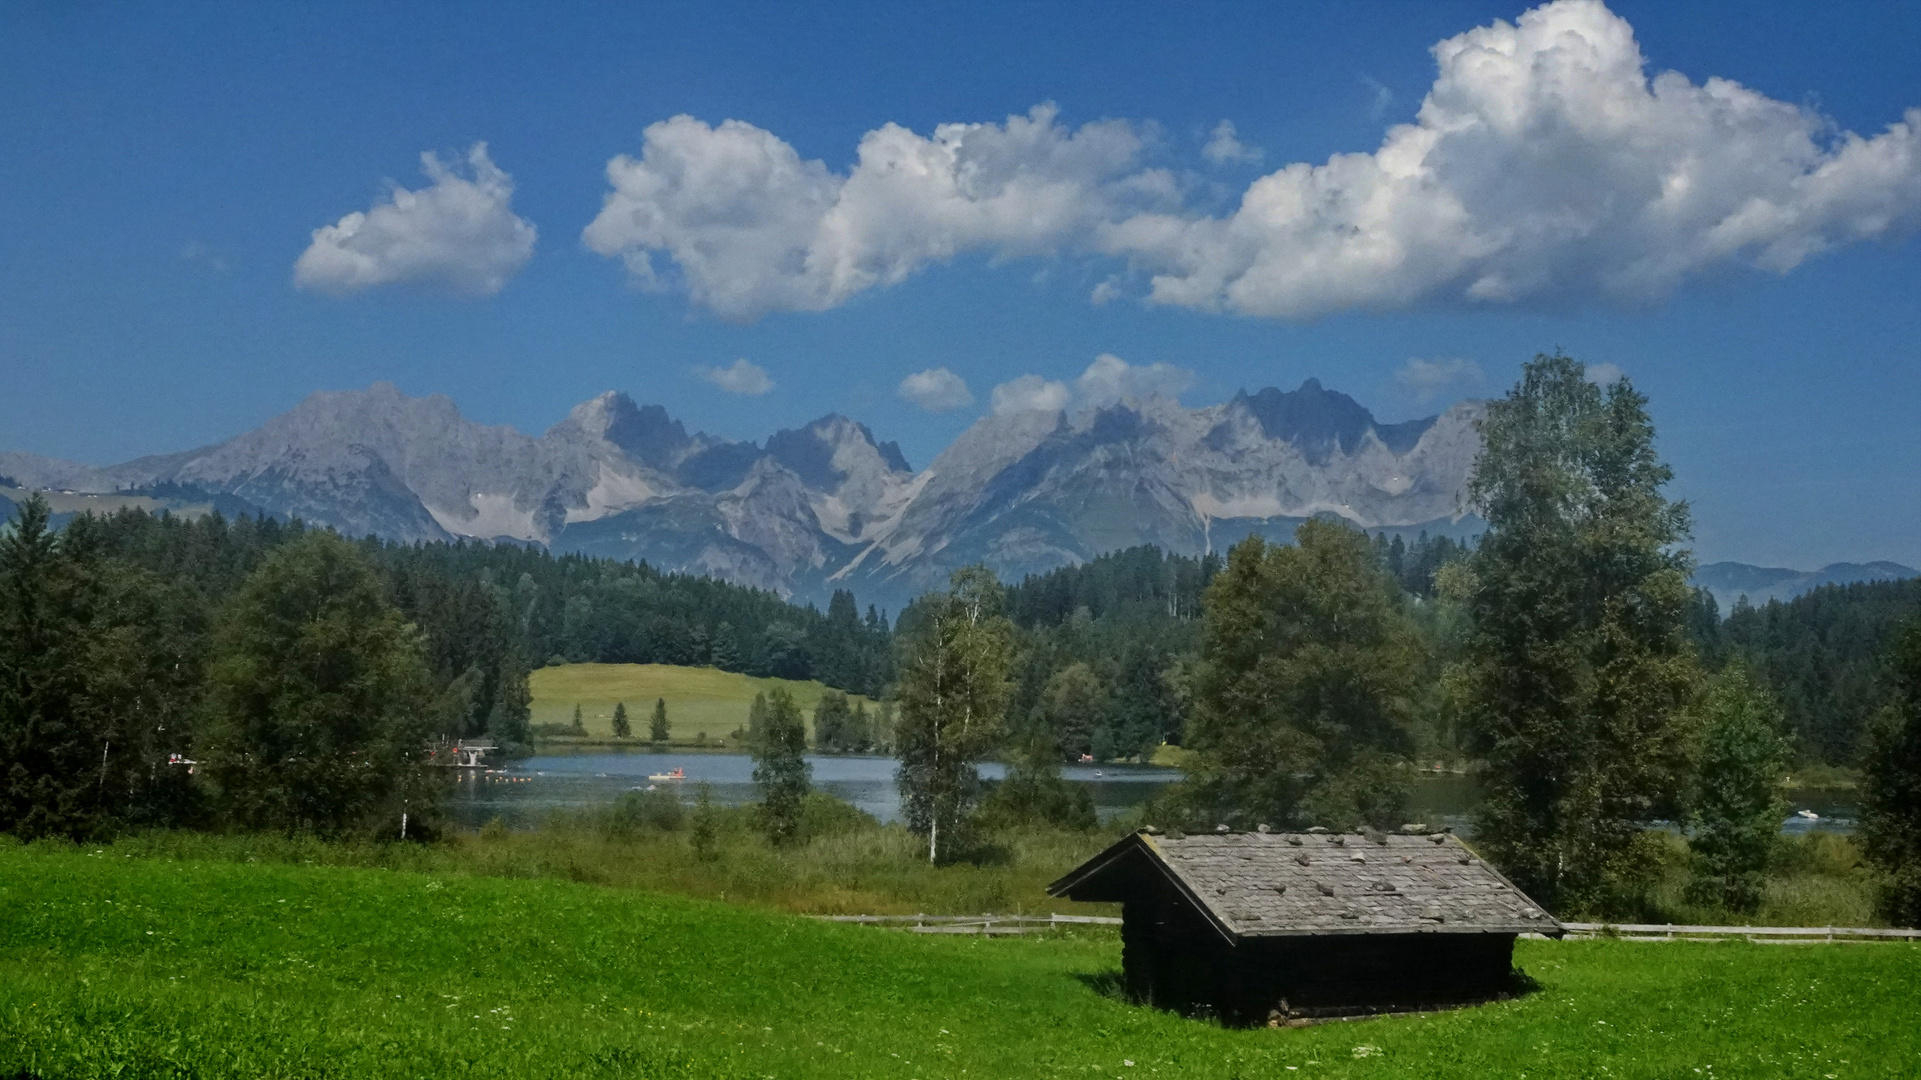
[895,566,1012,863]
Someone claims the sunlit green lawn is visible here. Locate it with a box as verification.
[2,842,1914,1079]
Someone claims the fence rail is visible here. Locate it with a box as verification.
[1557,922,1921,943]
[815,914,1918,943]
[813,913,1122,935]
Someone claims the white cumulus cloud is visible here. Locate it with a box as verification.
[1396,357,1484,401]
[294,143,535,297]
[898,367,974,412]
[992,354,1192,416]
[583,105,1172,319]
[695,358,774,395]
[1103,0,1921,316]
[1202,120,1262,166]
[990,374,1073,416]
[1075,353,1193,405]
[581,1,1921,321]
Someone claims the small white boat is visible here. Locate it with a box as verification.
[1796,809,1819,820]
[647,767,686,782]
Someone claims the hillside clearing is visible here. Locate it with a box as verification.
[3,844,1914,1079]
[528,662,875,743]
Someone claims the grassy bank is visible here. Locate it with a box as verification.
[78,806,1118,918]
[66,806,1888,928]
[3,842,1916,1080]
[528,662,876,743]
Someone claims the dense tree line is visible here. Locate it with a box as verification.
[0,498,898,840]
[386,541,894,697]
[1369,530,1471,599]
[0,502,448,839]
[996,547,1213,764]
[1693,579,1921,765]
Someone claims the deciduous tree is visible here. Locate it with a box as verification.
[197,531,435,837]
[1453,354,1699,912]
[813,689,862,753]
[895,566,1012,863]
[1685,663,1789,911]
[1179,520,1422,831]
[1038,663,1104,762]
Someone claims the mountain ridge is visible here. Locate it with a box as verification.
[3,380,1483,608]
[1694,560,1921,612]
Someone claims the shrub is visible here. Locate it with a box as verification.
[607,789,685,837]
[799,791,878,841]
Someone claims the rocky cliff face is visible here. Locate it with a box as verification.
[5,380,1484,609]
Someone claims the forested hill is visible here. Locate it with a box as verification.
[1701,577,1921,765]
[993,536,1919,770]
[75,506,895,701]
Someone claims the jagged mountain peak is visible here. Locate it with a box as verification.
[766,413,914,491]
[1228,381,1441,462]
[555,391,693,469]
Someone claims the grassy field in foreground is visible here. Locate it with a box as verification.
[4,844,1917,1080]
[528,663,876,744]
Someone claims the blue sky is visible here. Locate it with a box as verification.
[2,0,1917,568]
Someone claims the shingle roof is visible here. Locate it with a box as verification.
[1048,830,1562,939]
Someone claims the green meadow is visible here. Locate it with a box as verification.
[527,662,876,744]
[3,842,1916,1080]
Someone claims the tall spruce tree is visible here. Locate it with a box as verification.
[1863,621,1921,926]
[484,650,532,751]
[1180,521,1422,830]
[1685,663,1790,912]
[650,697,670,744]
[611,701,630,739]
[744,691,768,752]
[197,531,436,837]
[0,496,202,839]
[895,566,1012,863]
[1454,354,1699,912]
[752,686,810,845]
[2,496,120,837]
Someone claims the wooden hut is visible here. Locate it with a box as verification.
[1047,828,1561,1023]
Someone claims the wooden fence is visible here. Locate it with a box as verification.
[812,913,1121,935]
[1555,922,1921,943]
[815,914,1920,942]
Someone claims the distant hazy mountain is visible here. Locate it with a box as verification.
[2,380,1483,608]
[1693,560,1921,611]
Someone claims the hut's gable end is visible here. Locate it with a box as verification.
[1050,832,1560,938]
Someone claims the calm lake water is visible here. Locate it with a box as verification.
[443,751,1858,836]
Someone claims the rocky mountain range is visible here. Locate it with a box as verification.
[1,380,1485,609]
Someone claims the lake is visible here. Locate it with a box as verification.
[443,751,1859,836]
